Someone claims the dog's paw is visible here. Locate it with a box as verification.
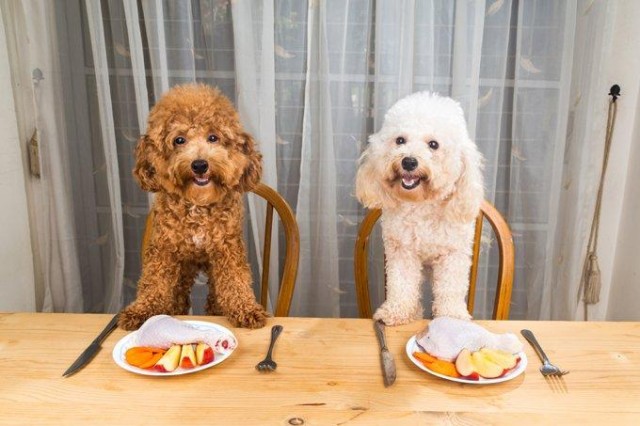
[434,309,472,321]
[433,302,472,321]
[118,305,153,330]
[228,305,268,329]
[373,302,422,327]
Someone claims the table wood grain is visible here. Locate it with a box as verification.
[1,313,639,425]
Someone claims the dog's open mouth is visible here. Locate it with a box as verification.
[401,174,422,190]
[193,175,211,186]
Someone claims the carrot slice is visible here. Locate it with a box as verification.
[427,359,460,378]
[413,351,437,364]
[126,350,154,367]
[138,352,164,369]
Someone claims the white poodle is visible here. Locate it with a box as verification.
[356,92,484,326]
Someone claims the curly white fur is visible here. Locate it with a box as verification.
[356,92,484,326]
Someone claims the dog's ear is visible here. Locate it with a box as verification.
[444,140,484,223]
[238,131,263,191]
[133,135,161,192]
[356,150,391,209]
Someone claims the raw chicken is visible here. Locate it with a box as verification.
[415,316,523,361]
[133,315,237,354]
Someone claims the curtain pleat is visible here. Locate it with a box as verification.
[141,0,170,99]
[1,0,83,312]
[85,0,125,313]
[231,0,280,309]
[290,1,340,317]
[123,0,153,208]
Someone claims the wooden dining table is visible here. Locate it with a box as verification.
[1,313,639,424]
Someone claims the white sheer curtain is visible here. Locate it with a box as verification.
[85,0,126,313]
[230,0,281,309]
[550,0,616,320]
[1,0,84,312]
[2,0,618,320]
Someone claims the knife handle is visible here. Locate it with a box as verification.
[92,313,120,345]
[373,320,388,350]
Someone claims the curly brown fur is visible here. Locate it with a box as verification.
[119,84,267,330]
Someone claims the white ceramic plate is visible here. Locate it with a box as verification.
[112,320,236,376]
[406,336,527,385]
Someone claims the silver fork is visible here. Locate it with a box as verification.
[256,325,283,372]
[521,329,569,376]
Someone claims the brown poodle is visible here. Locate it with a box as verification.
[118,84,267,330]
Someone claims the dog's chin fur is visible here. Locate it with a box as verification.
[355,91,484,326]
[119,83,267,331]
[182,182,227,206]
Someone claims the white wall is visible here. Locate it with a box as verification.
[596,0,640,320]
[0,7,36,312]
[607,81,640,320]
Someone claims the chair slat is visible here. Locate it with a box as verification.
[260,203,274,309]
[251,183,300,317]
[480,200,514,320]
[354,208,382,318]
[466,213,484,316]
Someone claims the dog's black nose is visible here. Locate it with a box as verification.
[401,157,418,171]
[191,159,209,174]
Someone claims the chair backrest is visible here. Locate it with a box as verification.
[141,182,300,316]
[353,200,514,320]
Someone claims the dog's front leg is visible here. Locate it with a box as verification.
[119,250,183,330]
[373,241,424,326]
[207,236,267,328]
[431,251,472,320]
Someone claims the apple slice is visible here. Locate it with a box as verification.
[152,345,181,372]
[479,348,518,370]
[471,351,504,379]
[195,343,215,366]
[180,344,197,369]
[455,349,476,377]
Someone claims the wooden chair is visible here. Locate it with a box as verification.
[354,200,515,320]
[141,182,300,316]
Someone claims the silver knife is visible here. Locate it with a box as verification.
[373,320,396,387]
[63,313,120,377]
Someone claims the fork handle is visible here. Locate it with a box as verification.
[521,329,551,364]
[266,325,283,359]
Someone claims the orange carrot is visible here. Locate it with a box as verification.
[138,352,164,369]
[125,350,154,367]
[427,359,460,378]
[413,351,437,364]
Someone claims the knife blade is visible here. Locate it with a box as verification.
[63,313,120,377]
[373,319,396,387]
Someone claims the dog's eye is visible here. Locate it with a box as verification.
[174,137,186,146]
[396,137,406,145]
[207,134,218,143]
[428,140,439,150]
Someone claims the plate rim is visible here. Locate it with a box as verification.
[405,335,528,385]
[112,320,237,377]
